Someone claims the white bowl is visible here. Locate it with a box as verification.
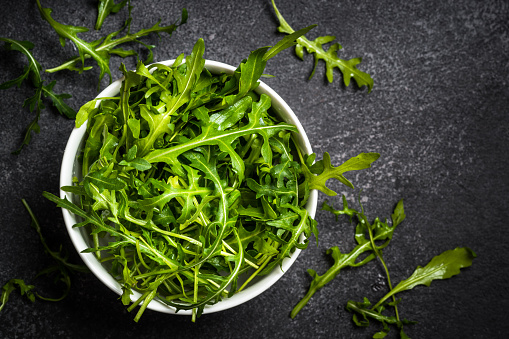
[59,60,318,315]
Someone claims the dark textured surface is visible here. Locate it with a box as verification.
[0,0,508,338]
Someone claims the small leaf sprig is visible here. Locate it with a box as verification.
[95,0,128,30]
[37,0,188,87]
[292,195,476,338]
[271,0,374,92]
[346,247,476,338]
[291,196,405,319]
[0,37,76,154]
[0,200,88,312]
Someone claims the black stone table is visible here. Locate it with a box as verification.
[1,1,507,338]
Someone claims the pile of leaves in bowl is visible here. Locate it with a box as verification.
[44,37,378,321]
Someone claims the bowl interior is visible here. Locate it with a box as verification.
[59,60,318,315]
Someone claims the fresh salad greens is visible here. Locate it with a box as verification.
[293,196,475,338]
[271,0,374,92]
[0,37,76,154]
[0,200,87,312]
[0,1,186,153]
[37,0,188,87]
[0,279,36,312]
[346,247,476,338]
[291,196,405,319]
[43,34,379,322]
[95,0,129,30]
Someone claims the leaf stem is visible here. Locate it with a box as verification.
[237,254,273,292]
[362,215,400,321]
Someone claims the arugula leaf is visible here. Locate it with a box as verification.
[42,81,76,119]
[291,196,403,318]
[300,152,380,196]
[0,37,75,153]
[372,247,476,309]
[143,94,298,165]
[345,297,416,338]
[0,279,36,312]
[38,0,187,87]
[36,0,110,80]
[22,199,88,274]
[262,204,318,275]
[346,247,475,337]
[262,24,317,61]
[296,193,474,338]
[0,200,88,312]
[136,38,205,156]
[271,0,374,92]
[95,0,128,30]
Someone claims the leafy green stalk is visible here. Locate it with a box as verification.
[37,0,187,86]
[21,199,88,274]
[271,0,374,92]
[360,200,402,322]
[373,247,476,310]
[0,37,75,153]
[346,247,475,337]
[96,0,128,30]
[299,151,380,196]
[0,279,36,312]
[291,196,405,318]
[0,200,87,312]
[346,298,415,339]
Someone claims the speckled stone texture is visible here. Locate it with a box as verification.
[0,0,507,338]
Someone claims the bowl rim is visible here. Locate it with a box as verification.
[59,59,318,315]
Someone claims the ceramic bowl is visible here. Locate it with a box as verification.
[59,59,318,315]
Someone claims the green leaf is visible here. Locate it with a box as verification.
[0,279,36,312]
[40,0,187,87]
[138,180,212,212]
[42,81,76,119]
[144,95,297,166]
[136,38,205,156]
[83,167,126,195]
[75,99,98,128]
[346,297,417,337]
[0,38,40,88]
[1,37,75,152]
[391,199,406,227]
[12,112,41,155]
[263,24,317,61]
[271,0,374,92]
[269,133,299,187]
[36,0,112,84]
[209,96,251,131]
[373,247,476,309]
[237,47,269,100]
[301,152,380,196]
[119,158,152,171]
[346,298,401,326]
[247,178,297,206]
[261,204,317,275]
[95,0,128,30]
[291,196,403,318]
